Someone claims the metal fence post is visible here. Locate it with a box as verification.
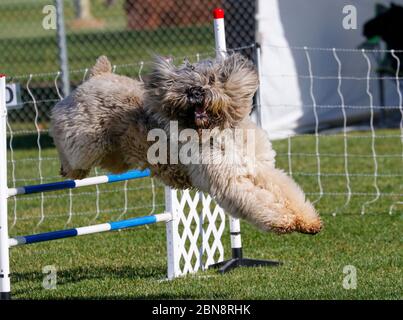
[254,43,263,128]
[55,0,70,97]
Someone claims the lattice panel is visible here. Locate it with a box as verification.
[168,189,225,277]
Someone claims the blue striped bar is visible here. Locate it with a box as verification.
[24,229,78,244]
[109,215,157,230]
[9,213,167,247]
[107,168,151,183]
[24,180,76,194]
[11,169,151,196]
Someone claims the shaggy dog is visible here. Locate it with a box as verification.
[50,54,322,234]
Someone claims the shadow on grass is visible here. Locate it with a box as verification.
[13,264,166,290]
[69,293,221,300]
[12,265,232,300]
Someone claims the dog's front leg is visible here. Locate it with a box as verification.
[208,168,322,234]
[212,174,300,234]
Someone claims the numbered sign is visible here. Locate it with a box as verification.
[6,83,22,110]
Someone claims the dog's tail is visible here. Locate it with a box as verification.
[89,55,112,78]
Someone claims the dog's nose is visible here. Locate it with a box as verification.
[186,86,205,104]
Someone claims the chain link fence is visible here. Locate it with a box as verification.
[2,0,255,127]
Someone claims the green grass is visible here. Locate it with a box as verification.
[7,129,403,299]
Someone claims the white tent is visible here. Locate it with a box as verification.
[256,0,402,139]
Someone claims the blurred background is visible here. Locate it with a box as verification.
[1,0,402,135]
[1,0,254,75]
[1,0,256,125]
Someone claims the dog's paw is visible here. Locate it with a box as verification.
[257,213,322,235]
[257,215,299,234]
[60,167,90,180]
[60,166,68,177]
[295,217,323,235]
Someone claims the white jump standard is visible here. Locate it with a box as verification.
[0,74,11,300]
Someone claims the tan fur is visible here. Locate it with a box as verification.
[50,56,191,189]
[89,55,112,77]
[50,54,322,235]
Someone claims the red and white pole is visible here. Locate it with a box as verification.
[211,9,279,272]
[213,8,243,260]
[213,8,227,59]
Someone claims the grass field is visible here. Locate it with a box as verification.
[6,129,402,299]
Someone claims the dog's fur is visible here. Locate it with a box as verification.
[50,54,322,234]
[50,56,190,189]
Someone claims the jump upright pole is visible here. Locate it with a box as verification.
[0,74,11,299]
[210,8,281,273]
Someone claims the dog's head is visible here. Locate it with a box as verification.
[145,53,259,130]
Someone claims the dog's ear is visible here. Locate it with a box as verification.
[89,56,112,78]
[146,56,178,89]
[219,53,259,103]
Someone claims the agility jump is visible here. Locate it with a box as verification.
[0,8,281,300]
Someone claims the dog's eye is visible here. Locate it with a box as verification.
[208,74,215,85]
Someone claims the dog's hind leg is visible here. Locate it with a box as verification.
[57,148,90,180]
[63,168,91,180]
[214,176,298,233]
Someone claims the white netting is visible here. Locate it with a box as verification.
[5,44,403,242]
[259,45,403,215]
